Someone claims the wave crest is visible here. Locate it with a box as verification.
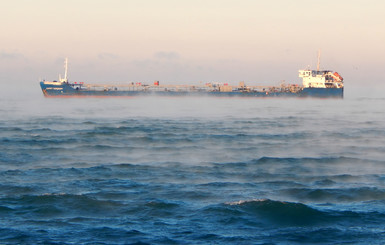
[225,199,325,226]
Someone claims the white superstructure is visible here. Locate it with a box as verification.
[298,51,343,89]
[299,70,343,88]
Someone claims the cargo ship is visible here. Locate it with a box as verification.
[40,56,344,98]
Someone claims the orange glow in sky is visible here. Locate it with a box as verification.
[1,0,384,86]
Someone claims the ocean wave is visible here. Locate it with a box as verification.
[0,137,78,146]
[0,228,30,243]
[198,182,257,188]
[226,199,325,225]
[214,156,378,168]
[220,199,385,227]
[85,125,164,136]
[253,156,372,164]
[82,227,147,243]
[188,199,327,227]
[212,156,384,177]
[2,193,124,218]
[118,199,186,221]
[281,187,385,202]
[0,184,36,196]
[0,126,24,132]
[144,200,182,211]
[0,205,14,212]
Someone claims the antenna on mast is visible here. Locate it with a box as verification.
[317,50,321,71]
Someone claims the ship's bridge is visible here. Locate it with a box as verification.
[299,69,343,88]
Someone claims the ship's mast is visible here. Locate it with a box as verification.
[317,50,321,71]
[64,58,68,82]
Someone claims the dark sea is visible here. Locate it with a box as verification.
[1,89,385,244]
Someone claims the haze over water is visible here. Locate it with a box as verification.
[1,93,385,244]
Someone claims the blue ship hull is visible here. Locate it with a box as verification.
[40,82,343,98]
[301,87,344,98]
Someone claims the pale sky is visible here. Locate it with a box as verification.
[1,0,385,88]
